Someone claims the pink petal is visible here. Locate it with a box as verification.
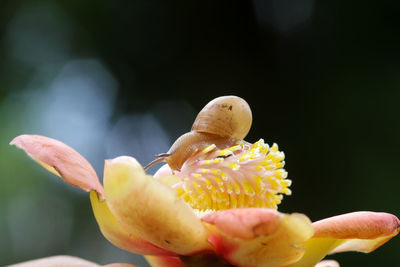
[290,211,400,267]
[202,208,314,267]
[103,264,137,267]
[315,260,340,267]
[202,208,283,239]
[11,135,104,198]
[153,163,173,178]
[8,255,100,267]
[9,256,137,267]
[313,211,399,239]
[313,211,400,253]
[153,164,181,187]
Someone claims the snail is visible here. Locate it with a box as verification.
[144,95,253,171]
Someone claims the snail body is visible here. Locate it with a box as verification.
[145,96,252,171]
[164,131,239,171]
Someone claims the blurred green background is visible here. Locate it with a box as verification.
[0,0,399,266]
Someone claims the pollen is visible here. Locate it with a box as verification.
[171,139,292,212]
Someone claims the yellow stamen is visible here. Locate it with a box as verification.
[172,139,291,213]
[202,144,216,153]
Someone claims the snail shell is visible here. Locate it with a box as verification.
[192,96,252,140]
[145,95,253,171]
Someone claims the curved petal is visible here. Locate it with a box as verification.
[144,256,184,267]
[103,156,212,255]
[8,255,99,267]
[11,135,104,198]
[290,212,400,267]
[90,191,175,256]
[201,208,314,267]
[313,211,400,253]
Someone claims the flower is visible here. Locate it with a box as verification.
[10,134,399,267]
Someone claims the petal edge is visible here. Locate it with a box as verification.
[11,135,104,197]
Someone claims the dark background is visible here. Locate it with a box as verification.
[0,0,399,266]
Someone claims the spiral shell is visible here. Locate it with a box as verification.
[191,95,252,140]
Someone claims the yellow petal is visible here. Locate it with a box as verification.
[11,135,104,198]
[90,191,174,256]
[201,208,314,267]
[290,211,400,267]
[287,238,342,267]
[103,156,212,255]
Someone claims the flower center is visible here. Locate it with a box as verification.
[172,139,291,213]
